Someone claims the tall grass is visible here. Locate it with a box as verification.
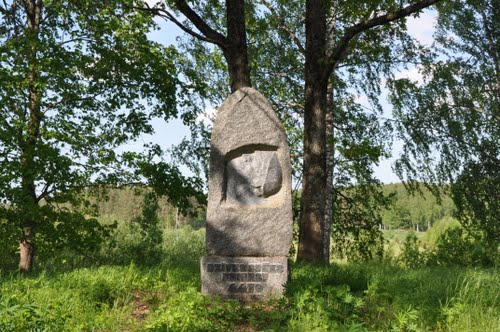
[1,227,498,331]
[439,270,500,331]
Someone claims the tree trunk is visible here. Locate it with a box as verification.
[297,0,328,263]
[172,0,251,92]
[18,0,43,273]
[224,0,251,92]
[323,78,335,262]
[322,2,338,262]
[19,224,35,272]
[19,176,38,272]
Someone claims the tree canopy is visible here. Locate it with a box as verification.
[388,0,499,244]
[0,0,200,271]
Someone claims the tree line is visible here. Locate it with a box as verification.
[94,183,458,234]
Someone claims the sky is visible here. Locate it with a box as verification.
[138,7,438,184]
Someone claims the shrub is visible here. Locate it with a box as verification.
[162,226,206,265]
[426,216,461,246]
[430,228,498,267]
[399,233,428,268]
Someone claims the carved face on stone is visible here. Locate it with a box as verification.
[225,149,282,206]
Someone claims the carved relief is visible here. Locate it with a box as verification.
[225,148,282,206]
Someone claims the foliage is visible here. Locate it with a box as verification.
[146,288,216,331]
[100,225,205,270]
[331,184,388,261]
[425,216,461,246]
[388,0,499,244]
[399,233,428,268]
[430,227,498,267]
[384,205,412,229]
[393,223,498,268]
[102,192,164,266]
[0,0,208,269]
[451,157,499,244]
[363,263,500,331]
[287,264,368,331]
[0,217,18,270]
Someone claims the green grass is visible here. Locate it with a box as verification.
[1,227,498,331]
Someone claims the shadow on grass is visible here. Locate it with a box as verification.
[286,261,499,331]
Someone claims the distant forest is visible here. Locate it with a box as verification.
[381,184,455,231]
[95,187,206,230]
[97,183,455,232]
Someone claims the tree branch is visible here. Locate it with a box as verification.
[36,181,52,203]
[272,101,305,110]
[57,36,95,47]
[259,0,306,54]
[42,94,103,113]
[275,72,303,90]
[135,2,227,48]
[325,0,443,78]
[171,0,228,48]
[480,10,500,94]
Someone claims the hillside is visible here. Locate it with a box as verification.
[94,187,205,229]
[94,183,455,232]
[381,183,455,231]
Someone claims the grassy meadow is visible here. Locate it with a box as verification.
[0,186,498,331]
[1,225,499,331]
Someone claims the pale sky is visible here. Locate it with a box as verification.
[137,8,438,184]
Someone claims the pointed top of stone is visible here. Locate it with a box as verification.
[211,87,288,154]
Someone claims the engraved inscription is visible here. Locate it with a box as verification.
[222,273,268,282]
[225,149,282,205]
[206,263,284,273]
[205,263,285,295]
[228,283,264,294]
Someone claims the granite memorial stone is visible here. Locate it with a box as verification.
[201,87,293,301]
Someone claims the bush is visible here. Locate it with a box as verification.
[99,193,165,266]
[430,228,498,267]
[0,219,18,272]
[399,233,428,268]
[426,216,461,246]
[162,226,206,265]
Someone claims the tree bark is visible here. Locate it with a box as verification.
[19,223,35,272]
[323,77,335,262]
[297,0,328,263]
[224,0,251,92]
[171,0,251,92]
[322,2,338,263]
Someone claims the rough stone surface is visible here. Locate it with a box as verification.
[226,149,282,205]
[201,256,288,301]
[206,87,293,257]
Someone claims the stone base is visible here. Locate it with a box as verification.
[201,256,288,301]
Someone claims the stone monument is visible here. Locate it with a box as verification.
[201,87,293,301]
